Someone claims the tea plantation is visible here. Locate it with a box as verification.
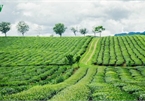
[92,35,145,66]
[0,36,145,100]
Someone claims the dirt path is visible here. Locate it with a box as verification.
[85,38,99,65]
[80,38,99,65]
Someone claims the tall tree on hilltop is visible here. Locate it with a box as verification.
[95,26,105,37]
[71,27,78,36]
[79,28,88,36]
[53,23,67,37]
[0,22,11,37]
[17,21,29,36]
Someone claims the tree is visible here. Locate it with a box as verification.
[95,26,105,37]
[79,28,88,36]
[65,54,74,66]
[92,28,96,37]
[71,27,78,36]
[17,21,29,36]
[0,22,11,37]
[53,23,67,37]
[75,56,81,67]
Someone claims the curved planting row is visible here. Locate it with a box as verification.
[2,66,145,100]
[0,66,78,96]
[89,66,145,100]
[93,36,145,66]
[2,67,88,100]
[49,67,97,101]
[0,37,92,66]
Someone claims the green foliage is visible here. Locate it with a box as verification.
[17,21,29,36]
[50,67,96,101]
[0,22,11,37]
[50,84,91,101]
[90,66,145,100]
[65,55,81,66]
[65,54,74,66]
[89,83,136,100]
[70,27,78,36]
[123,85,142,94]
[79,28,88,36]
[1,35,145,100]
[94,26,105,37]
[75,56,80,63]
[93,36,145,66]
[75,55,81,67]
[139,94,145,100]
[1,87,17,95]
[0,37,92,66]
[53,23,67,37]
[2,65,145,100]
[4,67,87,100]
[0,66,77,97]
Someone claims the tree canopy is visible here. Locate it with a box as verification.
[53,23,67,37]
[17,21,29,36]
[65,54,74,66]
[0,22,11,37]
[79,28,88,36]
[75,56,81,67]
[94,26,105,37]
[71,27,78,36]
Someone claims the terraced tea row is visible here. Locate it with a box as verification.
[3,66,145,100]
[0,65,78,97]
[1,36,145,100]
[90,66,145,100]
[93,35,145,66]
[49,67,96,101]
[0,37,92,66]
[2,67,88,100]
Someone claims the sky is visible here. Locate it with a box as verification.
[0,0,145,36]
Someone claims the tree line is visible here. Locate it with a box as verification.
[0,21,105,37]
[0,21,29,37]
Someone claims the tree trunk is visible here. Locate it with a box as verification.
[22,33,24,36]
[100,32,102,37]
[94,33,96,37]
[4,33,6,37]
[59,33,62,37]
[74,32,76,36]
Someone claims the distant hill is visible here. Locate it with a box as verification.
[114,31,145,36]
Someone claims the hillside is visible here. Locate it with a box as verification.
[114,31,145,36]
[0,36,145,100]
[0,37,92,66]
[92,35,145,66]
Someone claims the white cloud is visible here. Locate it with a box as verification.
[0,0,145,36]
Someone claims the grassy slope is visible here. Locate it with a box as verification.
[1,36,145,100]
[92,35,145,66]
[0,37,92,99]
[0,37,92,66]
